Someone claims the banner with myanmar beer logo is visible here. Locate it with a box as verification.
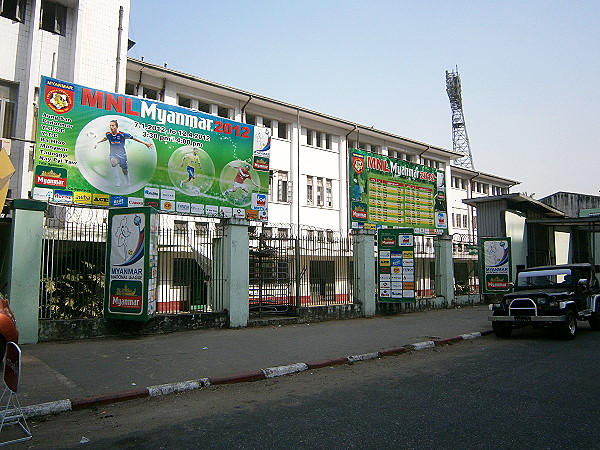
[349,148,447,235]
[481,237,512,294]
[33,76,271,220]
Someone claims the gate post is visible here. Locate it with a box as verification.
[222,218,249,328]
[352,229,376,317]
[8,200,47,344]
[434,234,455,307]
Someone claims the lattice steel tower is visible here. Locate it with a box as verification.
[445,67,474,169]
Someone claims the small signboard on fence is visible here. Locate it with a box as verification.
[105,206,159,320]
[481,237,512,294]
[377,228,416,302]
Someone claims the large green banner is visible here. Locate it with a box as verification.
[33,76,271,219]
[349,148,447,234]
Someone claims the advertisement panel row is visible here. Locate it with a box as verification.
[349,149,447,234]
[33,76,271,219]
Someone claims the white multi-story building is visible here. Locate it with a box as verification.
[1,0,131,199]
[2,0,519,272]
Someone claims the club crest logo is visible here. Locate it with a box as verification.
[44,80,74,114]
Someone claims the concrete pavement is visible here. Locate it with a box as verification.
[17,305,493,417]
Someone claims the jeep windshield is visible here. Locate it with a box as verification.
[516,268,580,290]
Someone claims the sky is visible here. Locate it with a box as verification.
[128,0,600,199]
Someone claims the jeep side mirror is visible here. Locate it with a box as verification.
[578,278,589,286]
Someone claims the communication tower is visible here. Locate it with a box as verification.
[445,67,474,169]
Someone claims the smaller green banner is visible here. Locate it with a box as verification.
[377,228,415,302]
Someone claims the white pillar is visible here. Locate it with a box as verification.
[222,219,250,327]
[434,234,455,307]
[353,229,376,317]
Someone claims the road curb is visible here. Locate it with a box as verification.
[23,330,489,418]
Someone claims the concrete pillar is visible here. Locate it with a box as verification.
[8,200,47,344]
[434,234,455,307]
[352,229,376,317]
[222,219,250,328]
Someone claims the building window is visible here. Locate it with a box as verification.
[315,131,322,148]
[263,118,272,130]
[307,176,314,205]
[306,129,313,146]
[125,83,136,96]
[197,101,210,113]
[174,220,187,234]
[278,122,288,140]
[245,113,256,125]
[325,134,332,150]
[195,222,209,236]
[0,98,15,139]
[1,0,26,22]
[178,96,192,108]
[217,106,230,119]
[316,178,324,206]
[41,0,67,35]
[325,178,332,208]
[462,214,468,229]
[277,171,289,203]
[268,170,273,201]
[143,87,158,100]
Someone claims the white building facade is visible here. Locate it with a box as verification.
[1,0,130,199]
[2,0,519,273]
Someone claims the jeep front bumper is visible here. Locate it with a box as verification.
[488,315,567,323]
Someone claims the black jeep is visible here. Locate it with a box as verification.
[489,263,600,339]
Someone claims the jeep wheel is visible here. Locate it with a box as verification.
[492,320,512,338]
[589,311,600,331]
[558,311,577,340]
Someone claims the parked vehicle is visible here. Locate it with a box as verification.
[489,263,600,339]
[0,293,18,357]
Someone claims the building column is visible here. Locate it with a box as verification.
[352,229,376,317]
[8,200,47,344]
[222,219,250,328]
[434,234,455,307]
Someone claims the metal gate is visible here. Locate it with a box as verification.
[249,224,354,315]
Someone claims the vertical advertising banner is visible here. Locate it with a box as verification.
[33,77,270,220]
[481,237,512,294]
[105,207,158,321]
[378,228,415,302]
[349,148,447,234]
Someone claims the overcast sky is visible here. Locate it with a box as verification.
[128,0,600,199]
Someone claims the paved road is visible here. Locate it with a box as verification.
[19,324,600,449]
[18,306,491,406]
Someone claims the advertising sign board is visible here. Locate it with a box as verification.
[33,77,270,220]
[105,207,158,321]
[377,228,416,302]
[349,148,447,234]
[481,237,512,294]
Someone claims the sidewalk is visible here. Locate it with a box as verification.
[18,305,492,416]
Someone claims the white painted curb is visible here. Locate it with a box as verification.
[347,352,379,363]
[460,332,482,340]
[411,341,435,350]
[262,363,308,378]
[23,399,72,418]
[147,378,210,397]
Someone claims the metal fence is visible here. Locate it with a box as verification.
[452,233,480,294]
[39,204,440,320]
[248,224,355,314]
[39,206,227,320]
[40,206,108,319]
[155,214,225,314]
